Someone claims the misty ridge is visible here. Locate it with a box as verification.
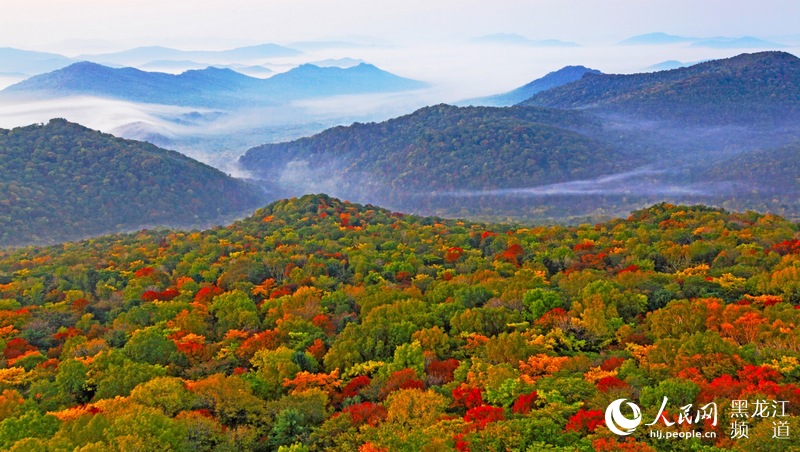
[433,167,731,198]
[1,61,427,108]
[2,38,800,232]
[232,51,800,222]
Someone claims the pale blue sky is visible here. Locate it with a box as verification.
[3,0,799,52]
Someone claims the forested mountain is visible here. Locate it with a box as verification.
[238,104,641,214]
[3,62,261,107]
[259,63,427,98]
[520,51,800,125]
[709,142,800,192]
[238,69,800,220]
[0,119,267,246]
[0,194,798,450]
[704,141,800,217]
[2,62,427,107]
[463,65,601,107]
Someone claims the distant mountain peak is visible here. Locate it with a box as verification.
[618,32,698,45]
[2,60,426,107]
[519,51,800,125]
[471,33,579,47]
[61,60,108,71]
[77,43,302,66]
[690,36,787,49]
[689,50,799,70]
[462,65,601,107]
[618,33,787,49]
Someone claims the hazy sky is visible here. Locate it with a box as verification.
[3,0,800,52]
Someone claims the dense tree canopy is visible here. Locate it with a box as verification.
[0,119,266,247]
[0,194,797,450]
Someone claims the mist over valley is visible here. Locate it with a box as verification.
[1,31,800,235]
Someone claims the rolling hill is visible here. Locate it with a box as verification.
[0,119,267,246]
[1,62,428,107]
[238,104,641,216]
[519,51,800,125]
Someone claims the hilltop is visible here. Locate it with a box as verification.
[463,65,601,107]
[520,51,800,125]
[238,104,639,216]
[0,119,267,246]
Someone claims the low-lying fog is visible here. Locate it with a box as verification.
[0,42,798,179]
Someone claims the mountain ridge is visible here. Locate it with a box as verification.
[238,104,639,216]
[618,32,787,48]
[463,65,601,107]
[2,61,427,107]
[519,51,800,125]
[0,47,74,75]
[237,52,800,222]
[0,118,267,246]
[471,33,580,47]
[77,43,302,66]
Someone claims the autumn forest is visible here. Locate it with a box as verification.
[2,23,800,451]
[1,194,799,451]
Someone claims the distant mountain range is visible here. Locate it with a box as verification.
[619,32,787,48]
[463,65,601,107]
[618,33,699,45]
[471,33,580,47]
[0,43,302,77]
[310,57,366,68]
[4,49,800,232]
[238,51,800,221]
[520,51,800,125]
[2,61,427,107]
[690,36,787,49]
[288,40,373,51]
[643,60,692,71]
[0,119,266,246]
[0,47,73,75]
[77,43,302,66]
[139,60,274,77]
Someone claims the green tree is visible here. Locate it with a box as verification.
[522,288,563,321]
[209,290,261,335]
[251,346,302,400]
[122,326,181,366]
